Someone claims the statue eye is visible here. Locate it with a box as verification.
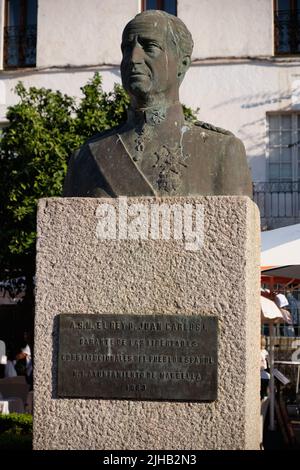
[144,42,160,53]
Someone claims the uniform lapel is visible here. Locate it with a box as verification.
[89,134,156,197]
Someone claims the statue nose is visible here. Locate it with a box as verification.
[131,43,144,63]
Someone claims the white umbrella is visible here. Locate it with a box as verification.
[261,223,300,266]
[260,295,288,431]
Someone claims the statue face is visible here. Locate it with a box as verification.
[121,16,179,104]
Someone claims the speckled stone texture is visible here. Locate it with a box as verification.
[34,196,260,450]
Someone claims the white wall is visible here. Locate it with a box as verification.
[2,58,300,183]
[0,66,120,113]
[179,0,273,59]
[180,60,299,181]
[37,0,140,67]
[37,0,274,68]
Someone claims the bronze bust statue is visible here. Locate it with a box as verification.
[63,10,252,198]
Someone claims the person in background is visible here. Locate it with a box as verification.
[273,291,292,336]
[286,291,299,337]
[261,336,270,400]
[0,339,6,378]
[15,332,33,390]
[274,292,289,309]
[4,348,17,378]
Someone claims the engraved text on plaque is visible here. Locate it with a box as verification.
[57,314,218,401]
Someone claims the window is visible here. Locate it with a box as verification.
[268,113,300,181]
[274,0,300,54]
[4,0,37,68]
[142,0,177,15]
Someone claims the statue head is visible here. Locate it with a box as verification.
[121,10,193,108]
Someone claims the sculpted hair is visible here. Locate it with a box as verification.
[123,10,194,62]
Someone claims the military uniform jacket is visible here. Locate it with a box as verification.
[63,121,253,198]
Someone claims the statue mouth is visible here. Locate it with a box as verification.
[130,70,148,78]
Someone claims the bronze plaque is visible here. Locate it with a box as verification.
[57,314,218,401]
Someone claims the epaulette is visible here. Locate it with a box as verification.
[194,120,234,136]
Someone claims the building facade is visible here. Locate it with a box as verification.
[0,0,300,229]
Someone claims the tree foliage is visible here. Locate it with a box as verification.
[0,73,129,283]
[0,72,197,287]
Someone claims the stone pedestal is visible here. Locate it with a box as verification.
[34,196,260,450]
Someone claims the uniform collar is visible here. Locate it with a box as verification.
[127,101,185,127]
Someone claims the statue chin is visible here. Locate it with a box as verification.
[127,78,152,98]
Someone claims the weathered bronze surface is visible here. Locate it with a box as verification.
[57,314,218,401]
[63,10,252,198]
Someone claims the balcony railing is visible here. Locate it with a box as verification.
[274,9,300,54]
[253,181,300,229]
[4,24,37,68]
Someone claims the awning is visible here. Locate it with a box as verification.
[261,265,300,281]
[261,223,300,266]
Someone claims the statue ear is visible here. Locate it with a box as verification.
[178,56,191,83]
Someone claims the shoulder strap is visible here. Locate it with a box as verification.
[195,121,234,136]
